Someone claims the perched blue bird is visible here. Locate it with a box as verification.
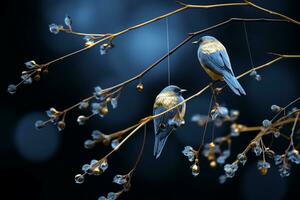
[194,36,246,96]
[153,85,186,159]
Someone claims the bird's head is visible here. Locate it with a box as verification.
[162,85,187,96]
[192,35,217,45]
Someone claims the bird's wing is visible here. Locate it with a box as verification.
[153,105,177,134]
[174,96,186,122]
[202,49,234,76]
[153,94,184,132]
[153,93,186,158]
[153,105,177,158]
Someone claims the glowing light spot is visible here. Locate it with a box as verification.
[14,112,60,162]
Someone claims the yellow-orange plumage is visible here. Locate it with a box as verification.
[153,85,186,158]
[154,91,186,121]
[203,66,222,81]
[196,36,246,96]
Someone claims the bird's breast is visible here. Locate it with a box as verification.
[177,100,186,121]
[154,92,179,109]
[202,66,222,81]
[200,40,226,54]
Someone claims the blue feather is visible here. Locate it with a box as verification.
[223,71,246,96]
[153,86,186,158]
[197,37,246,96]
[153,106,176,158]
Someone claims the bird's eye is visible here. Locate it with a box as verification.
[159,123,167,129]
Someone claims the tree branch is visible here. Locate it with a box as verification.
[47,1,299,66]
[95,54,300,160]
[47,18,291,121]
[10,1,300,91]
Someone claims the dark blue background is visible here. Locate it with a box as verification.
[1,0,300,199]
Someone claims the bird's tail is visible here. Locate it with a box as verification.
[223,71,246,96]
[153,128,174,159]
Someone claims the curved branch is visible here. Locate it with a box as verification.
[150,54,300,121]
[97,54,300,160]
[50,18,291,118]
[10,1,300,92]
[104,18,288,93]
[244,0,300,25]
[45,1,299,67]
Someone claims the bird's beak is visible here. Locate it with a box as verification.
[180,89,187,93]
[192,41,199,44]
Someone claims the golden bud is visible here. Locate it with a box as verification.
[85,41,94,47]
[260,168,268,175]
[50,107,60,115]
[34,74,41,81]
[209,142,215,149]
[231,123,244,132]
[106,97,112,103]
[210,107,217,115]
[208,153,215,161]
[136,83,144,92]
[102,43,109,48]
[92,167,102,175]
[191,163,200,176]
[210,161,217,168]
[57,121,66,131]
[293,149,299,156]
[99,106,109,116]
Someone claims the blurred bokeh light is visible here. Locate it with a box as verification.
[1,0,300,199]
[14,112,60,162]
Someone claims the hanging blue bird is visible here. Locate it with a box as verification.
[153,85,186,159]
[194,36,246,96]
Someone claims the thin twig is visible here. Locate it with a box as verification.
[130,124,147,173]
[50,18,291,118]
[151,55,300,121]
[96,55,300,161]
[61,29,109,37]
[103,118,150,159]
[271,97,300,122]
[12,1,299,90]
[244,0,300,25]
[240,111,300,156]
[289,113,300,147]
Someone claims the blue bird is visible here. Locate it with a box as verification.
[194,36,246,96]
[153,85,186,159]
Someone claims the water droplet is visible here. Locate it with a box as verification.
[49,23,62,34]
[111,139,119,149]
[74,174,85,184]
[57,121,66,131]
[84,139,95,149]
[7,84,17,94]
[35,120,45,130]
[64,15,72,27]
